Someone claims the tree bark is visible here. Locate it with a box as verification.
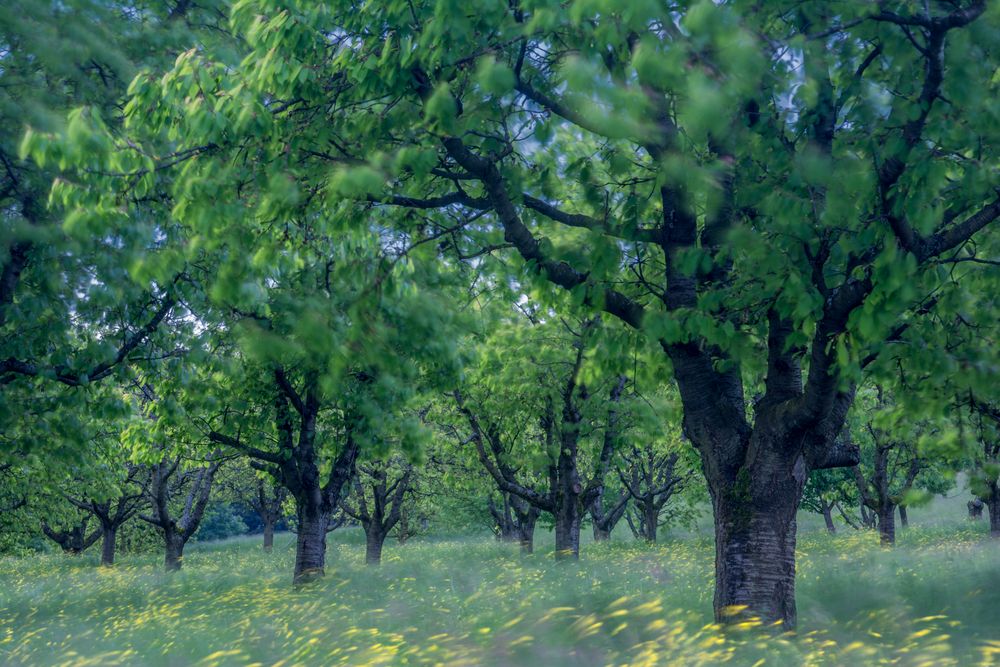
[553,490,582,559]
[365,527,386,565]
[968,498,984,519]
[878,504,896,546]
[293,504,328,583]
[100,526,117,566]
[712,483,800,627]
[642,501,658,543]
[821,501,836,534]
[263,520,275,552]
[164,532,184,571]
[517,512,537,554]
[898,504,908,528]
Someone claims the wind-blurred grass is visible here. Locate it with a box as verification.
[1,492,998,666]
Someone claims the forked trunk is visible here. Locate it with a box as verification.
[878,504,896,546]
[263,521,275,552]
[100,527,117,566]
[365,527,386,565]
[293,505,328,584]
[164,532,185,571]
[592,525,611,542]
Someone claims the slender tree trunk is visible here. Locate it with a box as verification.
[164,532,184,571]
[553,495,582,560]
[293,505,328,583]
[100,526,117,566]
[263,520,275,552]
[365,526,386,565]
[898,505,908,528]
[878,504,896,546]
[821,501,836,534]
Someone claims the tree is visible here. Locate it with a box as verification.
[40,513,101,555]
[26,0,1000,627]
[851,387,955,545]
[65,466,146,566]
[454,314,636,559]
[247,476,288,553]
[139,454,224,571]
[341,457,414,565]
[801,467,858,534]
[965,397,1000,537]
[487,492,540,554]
[620,446,694,543]
[1,1,224,446]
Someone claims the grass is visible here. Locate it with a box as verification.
[1,498,998,666]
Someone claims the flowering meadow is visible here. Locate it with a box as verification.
[1,512,997,667]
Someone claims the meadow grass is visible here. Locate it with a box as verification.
[1,502,998,666]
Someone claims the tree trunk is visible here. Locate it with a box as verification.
[517,514,536,554]
[592,525,611,542]
[365,526,386,565]
[553,494,582,560]
[263,520,275,552]
[642,502,658,543]
[164,532,184,571]
[710,454,803,629]
[498,521,519,542]
[878,504,896,546]
[821,501,836,534]
[968,498,984,519]
[100,526,117,567]
[293,505,328,584]
[898,505,908,528]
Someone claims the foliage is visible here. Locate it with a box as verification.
[194,503,250,543]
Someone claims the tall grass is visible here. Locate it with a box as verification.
[1,507,997,666]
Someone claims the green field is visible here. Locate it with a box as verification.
[2,494,997,667]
